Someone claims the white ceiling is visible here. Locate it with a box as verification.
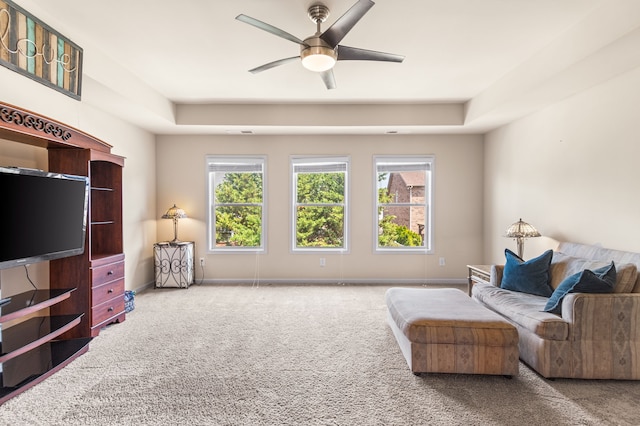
[15,0,640,135]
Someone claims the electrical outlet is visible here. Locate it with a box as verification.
[199,257,205,266]
[439,257,445,266]
[320,258,326,267]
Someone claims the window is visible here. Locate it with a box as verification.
[375,156,433,252]
[291,156,349,252]
[207,156,266,252]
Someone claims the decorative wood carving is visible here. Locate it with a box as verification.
[0,101,110,152]
[1,105,72,141]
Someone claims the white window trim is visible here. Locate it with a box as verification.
[290,156,350,253]
[373,155,434,254]
[206,155,267,253]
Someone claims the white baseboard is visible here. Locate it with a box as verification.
[132,281,155,294]
[192,277,467,286]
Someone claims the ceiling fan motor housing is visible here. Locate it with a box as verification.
[301,36,337,72]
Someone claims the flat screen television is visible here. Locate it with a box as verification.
[0,166,89,270]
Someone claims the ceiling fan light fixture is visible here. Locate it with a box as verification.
[301,45,337,72]
[237,0,404,89]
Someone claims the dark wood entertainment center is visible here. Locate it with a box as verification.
[0,101,125,404]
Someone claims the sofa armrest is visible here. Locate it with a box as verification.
[562,292,640,341]
[490,265,504,287]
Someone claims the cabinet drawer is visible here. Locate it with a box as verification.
[92,297,125,327]
[92,279,124,306]
[91,261,124,287]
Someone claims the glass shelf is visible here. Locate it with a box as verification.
[0,315,83,363]
[0,289,76,323]
[0,338,92,403]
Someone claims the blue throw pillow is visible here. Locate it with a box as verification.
[543,262,617,315]
[500,249,553,297]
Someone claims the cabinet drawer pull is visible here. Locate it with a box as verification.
[107,270,114,276]
[108,307,114,312]
[108,288,114,294]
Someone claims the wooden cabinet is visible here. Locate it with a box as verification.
[49,149,126,338]
[0,101,125,404]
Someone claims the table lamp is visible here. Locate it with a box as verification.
[504,218,541,258]
[162,204,187,244]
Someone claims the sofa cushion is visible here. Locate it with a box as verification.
[613,263,638,293]
[473,283,568,341]
[544,262,617,314]
[500,249,553,297]
[549,253,637,293]
[549,252,608,289]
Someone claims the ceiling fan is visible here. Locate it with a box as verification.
[236,0,405,90]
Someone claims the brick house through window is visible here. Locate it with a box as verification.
[386,171,425,242]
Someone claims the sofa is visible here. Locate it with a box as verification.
[472,242,640,379]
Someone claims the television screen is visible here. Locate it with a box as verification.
[0,167,89,270]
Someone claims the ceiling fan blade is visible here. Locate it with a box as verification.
[320,0,375,48]
[249,56,300,74]
[236,14,309,47]
[337,45,404,63]
[319,69,336,90]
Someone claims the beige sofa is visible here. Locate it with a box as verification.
[472,242,640,379]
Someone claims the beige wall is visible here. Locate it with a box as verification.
[0,66,157,294]
[156,134,483,284]
[7,58,638,289]
[484,66,640,264]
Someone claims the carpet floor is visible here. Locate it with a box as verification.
[0,284,638,425]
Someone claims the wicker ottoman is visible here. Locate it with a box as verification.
[385,287,519,376]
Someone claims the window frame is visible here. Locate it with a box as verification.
[290,156,350,253]
[206,155,267,253]
[373,155,434,254]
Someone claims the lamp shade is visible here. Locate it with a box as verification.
[162,204,187,220]
[301,46,337,72]
[301,52,336,72]
[504,218,541,238]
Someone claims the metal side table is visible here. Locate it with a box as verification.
[154,241,195,288]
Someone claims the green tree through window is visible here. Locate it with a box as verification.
[207,157,265,251]
[292,158,348,250]
[215,172,262,247]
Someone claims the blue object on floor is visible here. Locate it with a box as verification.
[124,290,135,313]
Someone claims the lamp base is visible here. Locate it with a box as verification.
[516,238,524,259]
[170,218,181,246]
